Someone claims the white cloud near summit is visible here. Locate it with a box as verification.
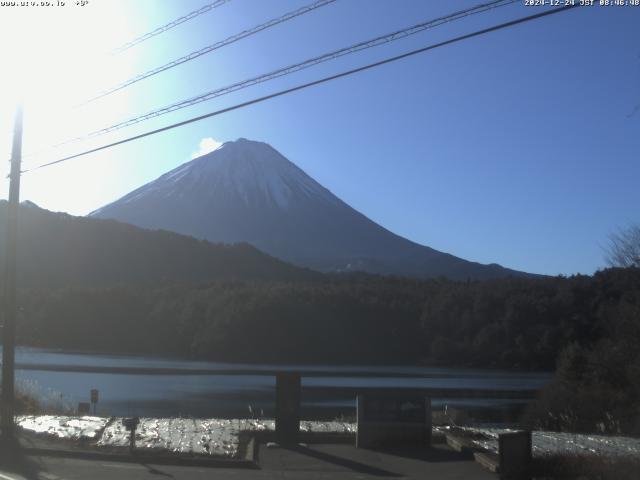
[191,137,222,159]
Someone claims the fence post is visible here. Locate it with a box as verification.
[275,373,301,444]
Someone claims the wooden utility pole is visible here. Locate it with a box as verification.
[1,104,23,437]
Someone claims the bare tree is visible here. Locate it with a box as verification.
[606,224,640,268]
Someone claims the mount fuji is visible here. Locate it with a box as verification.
[90,138,526,280]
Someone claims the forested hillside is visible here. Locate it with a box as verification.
[14,268,640,370]
[0,201,317,287]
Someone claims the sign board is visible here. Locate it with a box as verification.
[499,430,532,478]
[123,417,140,453]
[90,389,99,404]
[357,392,431,449]
[123,417,140,431]
[363,396,426,423]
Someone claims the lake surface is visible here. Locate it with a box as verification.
[9,347,551,418]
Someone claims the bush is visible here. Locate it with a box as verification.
[525,332,640,434]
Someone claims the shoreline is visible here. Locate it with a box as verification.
[9,345,555,373]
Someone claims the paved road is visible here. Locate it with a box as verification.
[0,443,496,480]
[0,458,265,480]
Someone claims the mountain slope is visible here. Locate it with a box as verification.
[91,138,528,280]
[0,201,316,288]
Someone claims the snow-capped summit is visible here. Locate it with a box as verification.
[91,138,526,280]
[107,138,337,212]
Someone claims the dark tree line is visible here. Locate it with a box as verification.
[11,268,640,371]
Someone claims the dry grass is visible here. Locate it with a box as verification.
[15,391,40,414]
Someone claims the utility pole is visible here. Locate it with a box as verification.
[1,104,23,438]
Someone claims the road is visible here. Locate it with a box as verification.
[0,443,496,479]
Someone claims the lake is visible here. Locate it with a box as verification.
[9,347,551,418]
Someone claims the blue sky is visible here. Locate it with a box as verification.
[0,0,638,276]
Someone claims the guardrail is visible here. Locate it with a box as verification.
[15,364,540,443]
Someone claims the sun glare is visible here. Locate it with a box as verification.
[0,2,137,166]
[0,2,136,144]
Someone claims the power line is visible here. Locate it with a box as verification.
[23,0,515,159]
[24,3,580,174]
[111,0,231,55]
[85,0,337,105]
[63,0,518,145]
[17,1,236,162]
